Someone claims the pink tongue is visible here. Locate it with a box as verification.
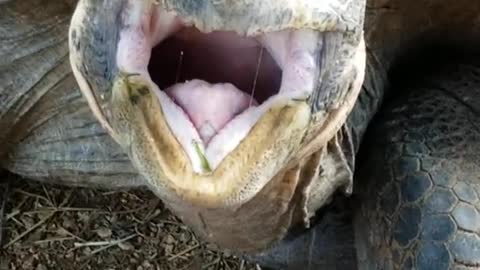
[165,79,258,143]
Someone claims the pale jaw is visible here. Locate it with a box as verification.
[115,2,320,174]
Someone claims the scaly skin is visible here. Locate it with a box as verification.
[0,0,142,188]
[354,61,480,270]
[1,0,480,268]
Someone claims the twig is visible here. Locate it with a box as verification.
[37,207,101,212]
[5,209,20,220]
[167,243,200,261]
[57,227,85,242]
[74,240,118,248]
[239,260,245,270]
[42,184,55,207]
[9,216,26,229]
[225,260,232,270]
[3,210,56,248]
[85,234,137,256]
[13,189,51,205]
[74,234,136,248]
[202,257,221,269]
[34,237,74,245]
[0,182,9,246]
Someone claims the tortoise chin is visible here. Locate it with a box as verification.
[69,0,366,251]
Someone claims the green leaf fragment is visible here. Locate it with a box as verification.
[192,141,211,172]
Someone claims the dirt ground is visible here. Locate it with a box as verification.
[0,173,261,270]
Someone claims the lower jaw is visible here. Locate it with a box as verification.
[110,73,312,207]
[154,84,311,174]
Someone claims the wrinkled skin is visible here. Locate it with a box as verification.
[1,0,480,269]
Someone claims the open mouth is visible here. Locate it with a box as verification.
[149,27,282,144]
[115,3,319,173]
[69,0,366,249]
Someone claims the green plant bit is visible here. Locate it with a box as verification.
[192,141,212,173]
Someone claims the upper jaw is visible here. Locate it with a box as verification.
[69,0,366,208]
[151,0,363,36]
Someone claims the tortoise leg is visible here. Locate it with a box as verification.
[248,195,358,270]
[0,171,11,247]
[354,61,480,269]
[1,86,144,190]
[0,0,143,190]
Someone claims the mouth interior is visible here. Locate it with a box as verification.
[148,27,283,144]
[149,27,282,105]
[116,6,318,173]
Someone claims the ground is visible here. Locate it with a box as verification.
[0,172,260,270]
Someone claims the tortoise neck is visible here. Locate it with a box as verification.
[342,47,389,155]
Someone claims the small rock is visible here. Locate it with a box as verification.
[82,247,92,255]
[62,218,74,229]
[77,212,90,224]
[164,235,175,244]
[223,250,232,258]
[36,264,47,270]
[164,244,173,254]
[206,243,218,250]
[118,241,134,251]
[96,227,112,238]
[56,227,70,237]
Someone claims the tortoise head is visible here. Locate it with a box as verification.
[69,0,366,251]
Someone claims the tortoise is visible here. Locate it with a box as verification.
[1,0,479,269]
